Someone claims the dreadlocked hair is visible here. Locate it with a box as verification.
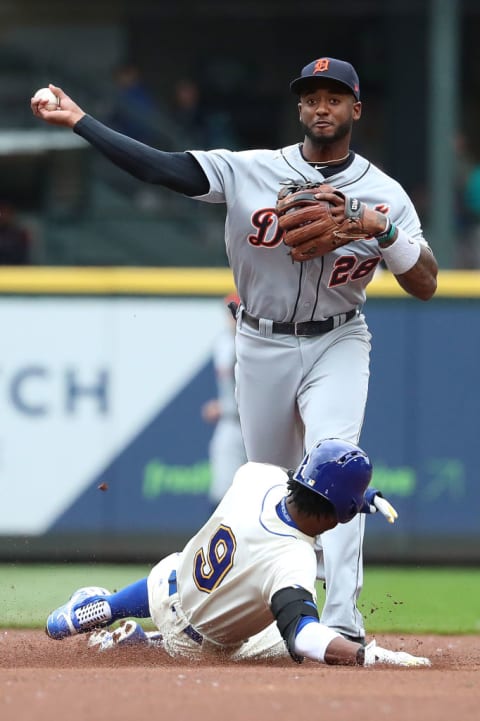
[286,470,336,520]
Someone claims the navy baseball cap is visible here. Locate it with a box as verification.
[290,57,360,100]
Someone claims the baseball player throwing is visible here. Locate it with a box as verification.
[45,438,430,668]
[31,56,438,644]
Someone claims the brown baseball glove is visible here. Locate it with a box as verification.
[275,181,387,262]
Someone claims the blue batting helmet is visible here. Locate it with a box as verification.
[292,438,372,523]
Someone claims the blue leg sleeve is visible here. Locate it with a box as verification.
[106,577,150,621]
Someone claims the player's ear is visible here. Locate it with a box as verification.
[353,101,362,121]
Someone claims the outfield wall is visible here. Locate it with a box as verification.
[1,268,479,563]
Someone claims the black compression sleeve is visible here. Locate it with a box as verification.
[73,115,210,197]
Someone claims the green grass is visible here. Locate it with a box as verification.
[320,567,480,634]
[1,563,479,633]
[0,563,153,629]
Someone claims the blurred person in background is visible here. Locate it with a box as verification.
[0,202,31,265]
[461,147,480,268]
[201,293,247,514]
[108,63,168,147]
[170,78,210,149]
[452,133,480,268]
[104,62,177,209]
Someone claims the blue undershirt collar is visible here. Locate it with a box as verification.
[276,497,299,529]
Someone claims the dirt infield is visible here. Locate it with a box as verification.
[1,631,479,721]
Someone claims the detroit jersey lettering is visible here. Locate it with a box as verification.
[190,145,427,322]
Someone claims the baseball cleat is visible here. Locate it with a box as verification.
[364,639,431,667]
[45,586,112,640]
[88,619,163,651]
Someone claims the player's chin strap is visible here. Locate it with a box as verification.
[270,586,319,664]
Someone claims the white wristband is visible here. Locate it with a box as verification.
[380,227,421,275]
[293,621,341,663]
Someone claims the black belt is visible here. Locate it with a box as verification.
[242,308,356,337]
[168,570,203,645]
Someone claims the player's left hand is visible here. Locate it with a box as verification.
[371,494,398,524]
[275,180,389,262]
[362,489,398,523]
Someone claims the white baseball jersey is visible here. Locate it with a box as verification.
[190,145,428,321]
[173,462,316,645]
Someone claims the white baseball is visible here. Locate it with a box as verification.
[33,87,59,111]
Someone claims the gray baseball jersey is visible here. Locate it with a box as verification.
[190,145,428,322]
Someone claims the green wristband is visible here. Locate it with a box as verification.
[376,219,396,246]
